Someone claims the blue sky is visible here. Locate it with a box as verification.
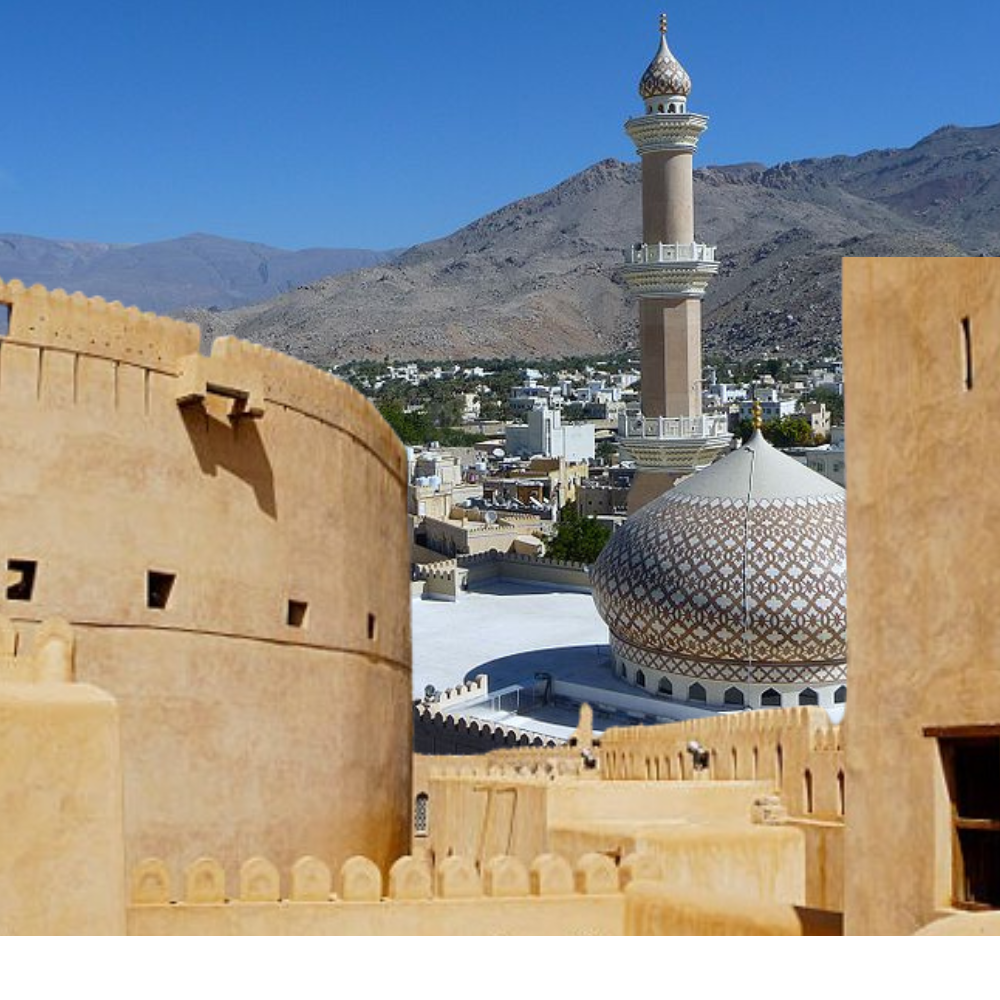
[4,0,999,250]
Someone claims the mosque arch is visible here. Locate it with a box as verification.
[834,685,847,704]
[800,688,819,706]
[635,669,646,689]
[658,677,672,697]
[688,682,706,702]
[761,688,782,707]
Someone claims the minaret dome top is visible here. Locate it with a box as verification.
[638,14,692,100]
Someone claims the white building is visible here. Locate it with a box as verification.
[505,405,595,463]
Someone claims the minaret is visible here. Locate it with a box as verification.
[619,14,731,511]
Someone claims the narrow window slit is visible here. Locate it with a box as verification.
[147,571,175,610]
[0,304,10,337]
[367,613,377,640]
[7,559,37,601]
[962,316,974,390]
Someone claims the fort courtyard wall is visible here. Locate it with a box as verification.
[0,279,412,877]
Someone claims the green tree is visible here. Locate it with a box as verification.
[545,503,612,564]
[738,416,816,447]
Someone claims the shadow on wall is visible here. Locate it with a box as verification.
[180,405,277,518]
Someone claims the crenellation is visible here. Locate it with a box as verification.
[289,856,332,902]
[0,277,200,370]
[185,857,227,904]
[339,855,382,902]
[239,857,281,903]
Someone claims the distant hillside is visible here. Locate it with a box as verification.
[0,232,397,314]
[190,121,1000,363]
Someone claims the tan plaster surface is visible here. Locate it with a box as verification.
[843,258,1000,934]
[0,681,126,934]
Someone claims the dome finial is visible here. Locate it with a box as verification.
[752,399,763,430]
[639,13,692,101]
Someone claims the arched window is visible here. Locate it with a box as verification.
[804,769,814,814]
[761,688,782,707]
[724,687,744,706]
[635,669,646,689]
[414,793,429,836]
[834,685,847,704]
[668,103,676,112]
[688,682,706,702]
[800,688,819,706]
[658,677,672,697]
[657,103,664,112]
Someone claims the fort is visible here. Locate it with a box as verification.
[6,259,1000,936]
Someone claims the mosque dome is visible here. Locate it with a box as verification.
[638,17,692,100]
[591,430,847,710]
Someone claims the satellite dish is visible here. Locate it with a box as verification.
[492,447,505,458]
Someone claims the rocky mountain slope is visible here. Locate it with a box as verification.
[189,121,999,364]
[0,232,397,314]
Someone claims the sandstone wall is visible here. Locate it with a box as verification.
[0,279,412,877]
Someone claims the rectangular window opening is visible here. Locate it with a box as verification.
[0,304,10,337]
[6,559,37,601]
[146,570,175,610]
[367,613,377,641]
[962,316,974,391]
[287,599,308,628]
[933,730,1000,910]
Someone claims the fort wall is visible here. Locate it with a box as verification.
[0,619,125,934]
[125,851,630,935]
[0,280,412,877]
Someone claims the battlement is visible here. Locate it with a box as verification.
[126,850,654,934]
[0,279,406,484]
[414,701,562,753]
[0,278,200,370]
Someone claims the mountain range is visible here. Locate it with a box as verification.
[0,233,397,314]
[5,121,999,362]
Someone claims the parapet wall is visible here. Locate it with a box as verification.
[126,851,642,935]
[413,700,562,755]
[0,279,412,878]
[600,707,844,822]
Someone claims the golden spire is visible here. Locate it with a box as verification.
[752,399,763,430]
[659,13,667,36]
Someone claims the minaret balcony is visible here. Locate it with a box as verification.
[625,112,708,154]
[626,242,716,265]
[620,243,719,299]
[617,412,733,472]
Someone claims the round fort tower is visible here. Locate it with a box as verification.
[0,279,412,877]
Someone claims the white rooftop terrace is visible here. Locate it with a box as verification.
[411,579,723,740]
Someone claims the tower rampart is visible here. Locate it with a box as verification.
[0,278,412,877]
